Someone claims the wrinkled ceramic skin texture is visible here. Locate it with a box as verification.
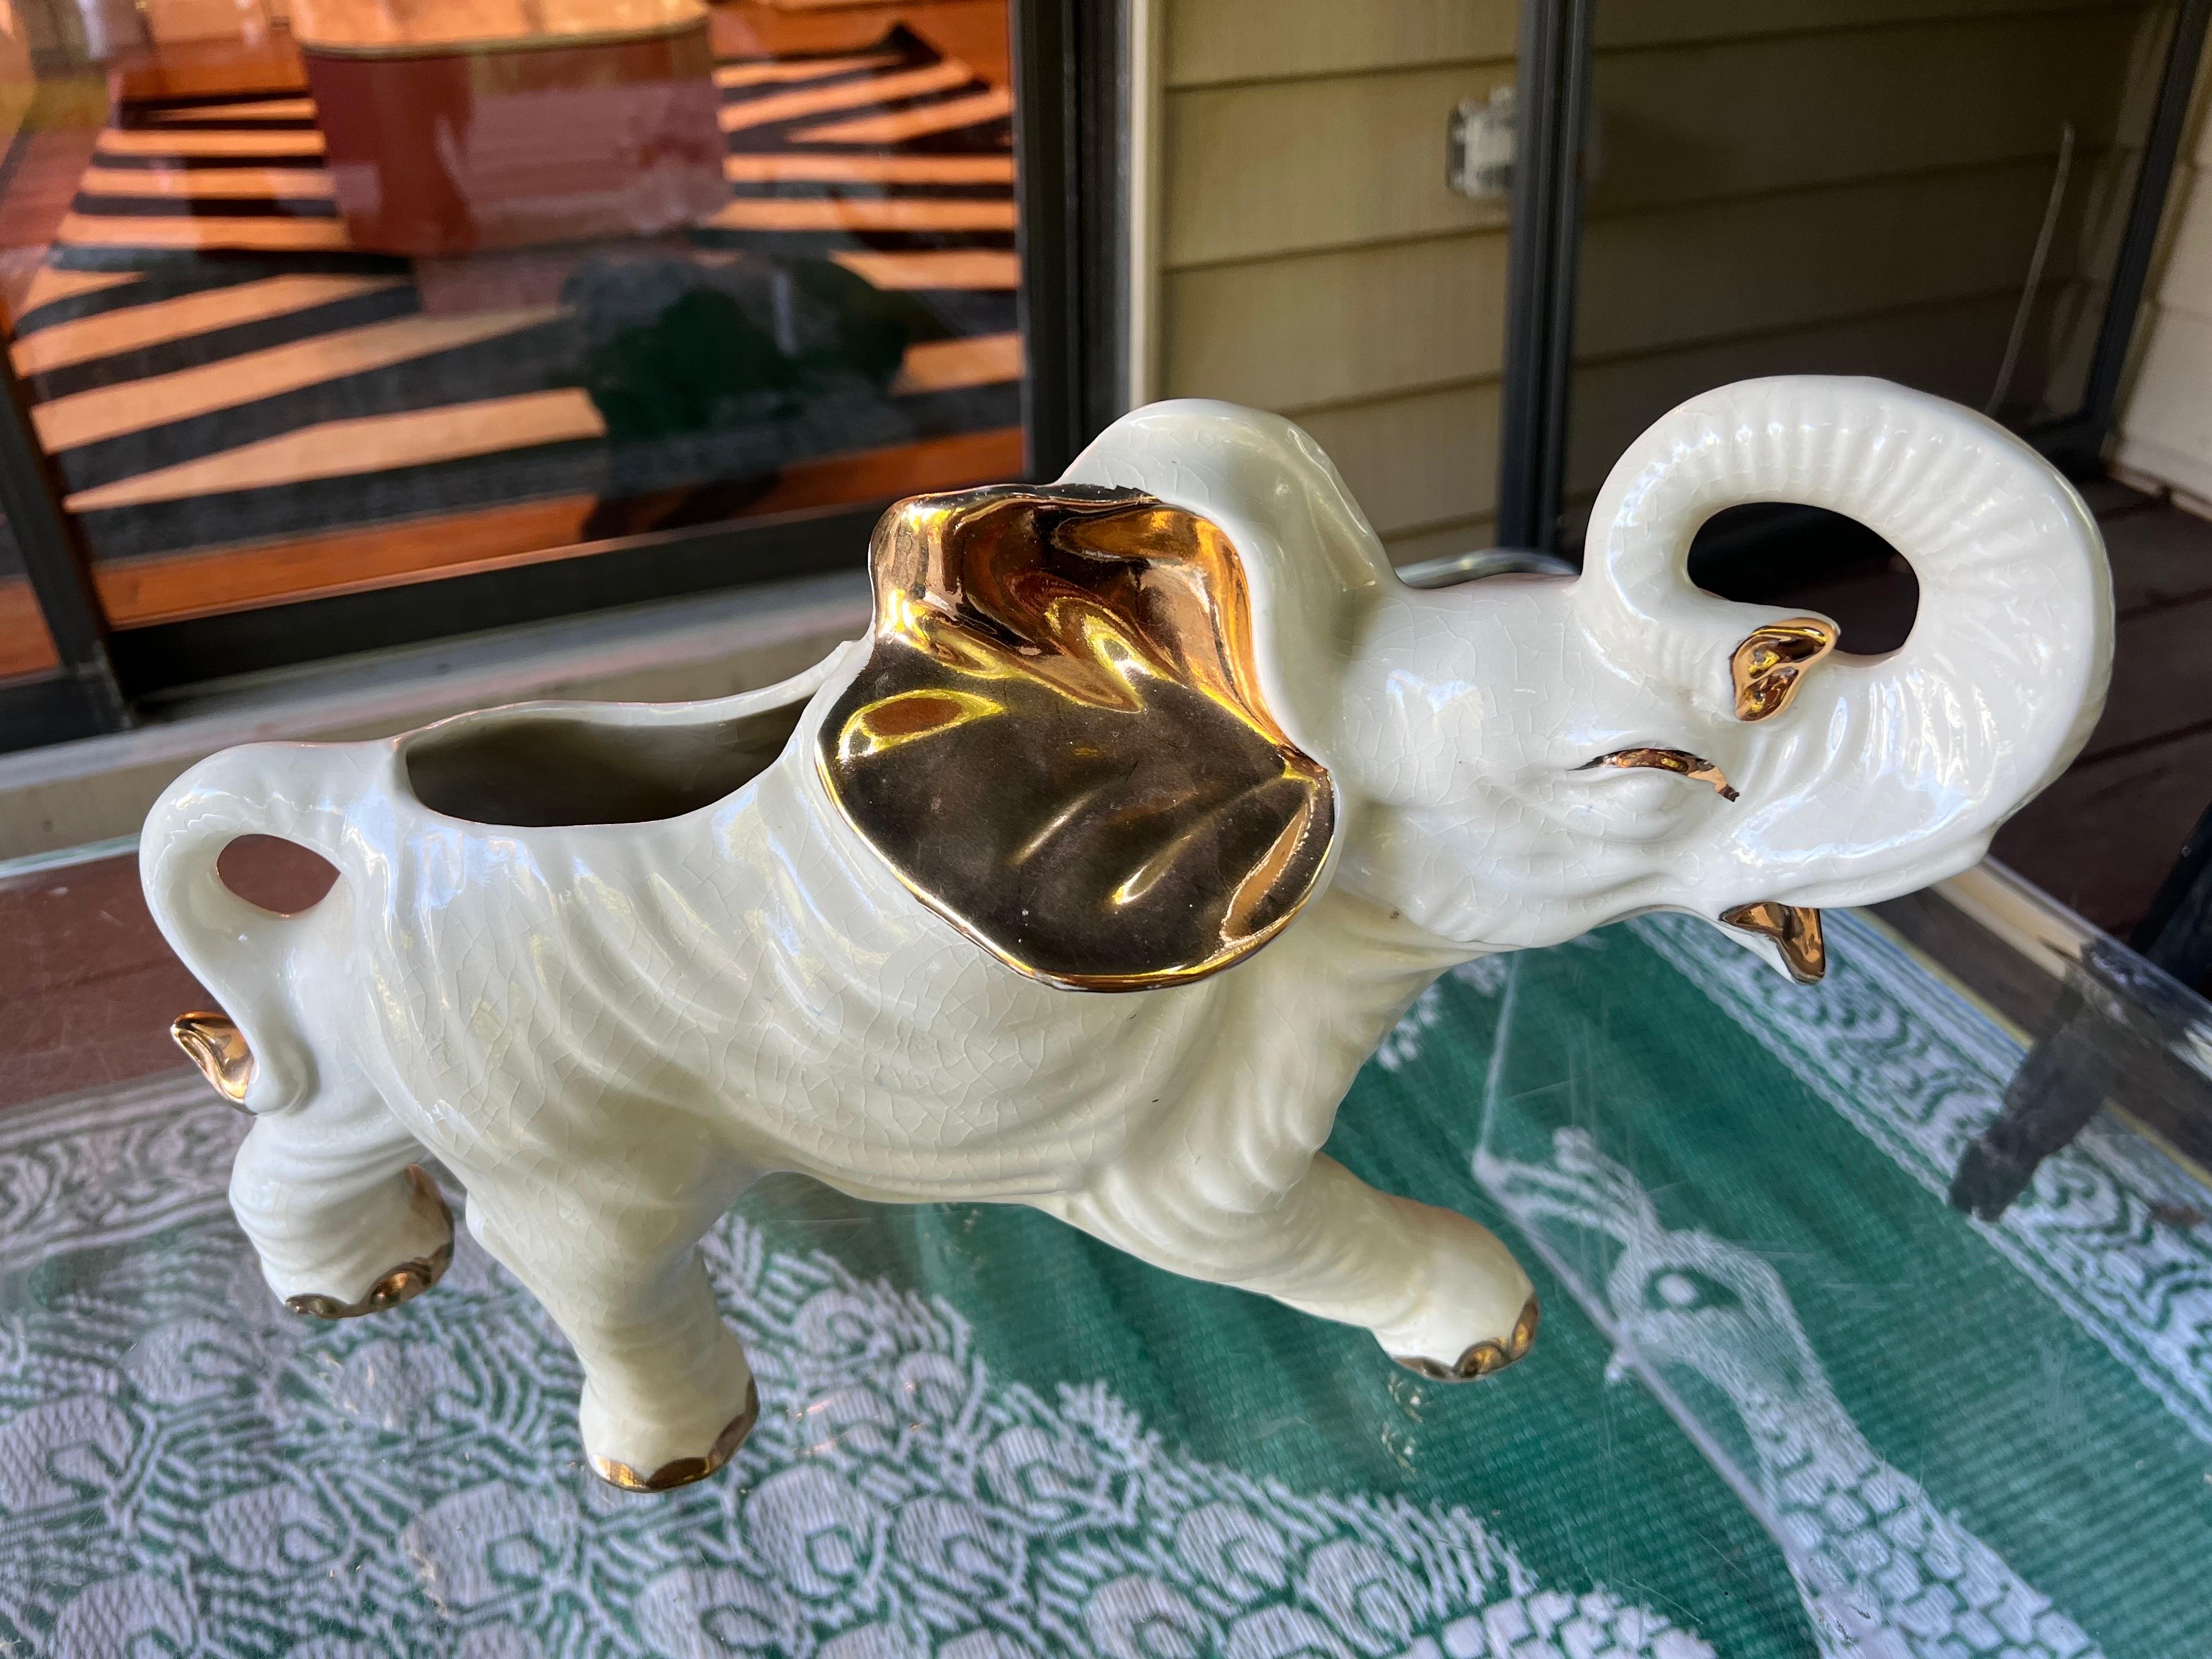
[142,379,2112,1481]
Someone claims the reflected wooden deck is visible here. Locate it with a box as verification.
[713,1,1010,89]
[54,212,353,254]
[94,425,1024,625]
[32,307,563,453]
[706,196,1016,232]
[831,247,1018,289]
[718,58,973,131]
[66,331,1018,512]
[715,50,899,88]
[12,275,404,377]
[0,580,58,681]
[18,268,143,315]
[92,128,325,158]
[724,151,1012,183]
[0,4,1021,672]
[797,86,1011,144]
[75,166,338,201]
[67,386,608,512]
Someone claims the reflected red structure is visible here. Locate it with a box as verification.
[292,1,727,255]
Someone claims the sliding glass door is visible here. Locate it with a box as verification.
[1497,0,2208,562]
[0,0,1118,748]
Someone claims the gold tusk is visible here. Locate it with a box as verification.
[1721,902,1826,983]
[1580,747,1738,802]
[1730,618,1838,721]
[171,1011,255,1107]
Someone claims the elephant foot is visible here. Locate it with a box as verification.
[1367,1205,1536,1380]
[1392,1294,1541,1381]
[588,1380,760,1492]
[278,1166,456,1321]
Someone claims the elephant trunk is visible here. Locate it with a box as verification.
[1573,376,2112,910]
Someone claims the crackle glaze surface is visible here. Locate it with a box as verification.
[140,377,2112,1484]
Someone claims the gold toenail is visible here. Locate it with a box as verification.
[284,1169,455,1320]
[1392,1294,1541,1382]
[589,1379,761,1492]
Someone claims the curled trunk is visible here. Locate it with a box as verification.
[1572,376,2112,909]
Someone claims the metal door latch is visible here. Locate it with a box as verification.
[1448,86,1515,200]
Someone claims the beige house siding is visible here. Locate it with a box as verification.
[1151,1,1515,563]
[2111,31,2212,505]
[1142,0,2171,561]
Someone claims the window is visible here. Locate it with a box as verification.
[0,0,1116,748]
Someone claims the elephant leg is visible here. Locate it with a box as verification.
[229,1081,455,1319]
[1062,1152,1538,1380]
[462,1164,760,1492]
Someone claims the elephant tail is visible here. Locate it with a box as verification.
[140,740,387,1115]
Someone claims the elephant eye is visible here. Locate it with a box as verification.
[1577,748,1739,802]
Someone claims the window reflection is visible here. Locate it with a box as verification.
[0,0,1022,632]
[0,511,60,680]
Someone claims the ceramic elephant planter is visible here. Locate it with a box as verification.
[143,376,2111,1490]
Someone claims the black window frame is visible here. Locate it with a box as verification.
[0,0,1130,751]
[1497,0,2212,560]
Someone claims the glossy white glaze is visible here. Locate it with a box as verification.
[142,377,2111,1483]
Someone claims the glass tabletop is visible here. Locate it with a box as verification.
[1,886,2208,1657]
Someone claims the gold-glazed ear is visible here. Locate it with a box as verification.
[817,485,1336,991]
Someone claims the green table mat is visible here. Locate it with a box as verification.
[1,910,2207,1657]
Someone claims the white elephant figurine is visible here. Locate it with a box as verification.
[143,377,2111,1491]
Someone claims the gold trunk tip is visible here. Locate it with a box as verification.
[171,1011,255,1105]
[1730,618,1838,721]
[1721,902,1826,983]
